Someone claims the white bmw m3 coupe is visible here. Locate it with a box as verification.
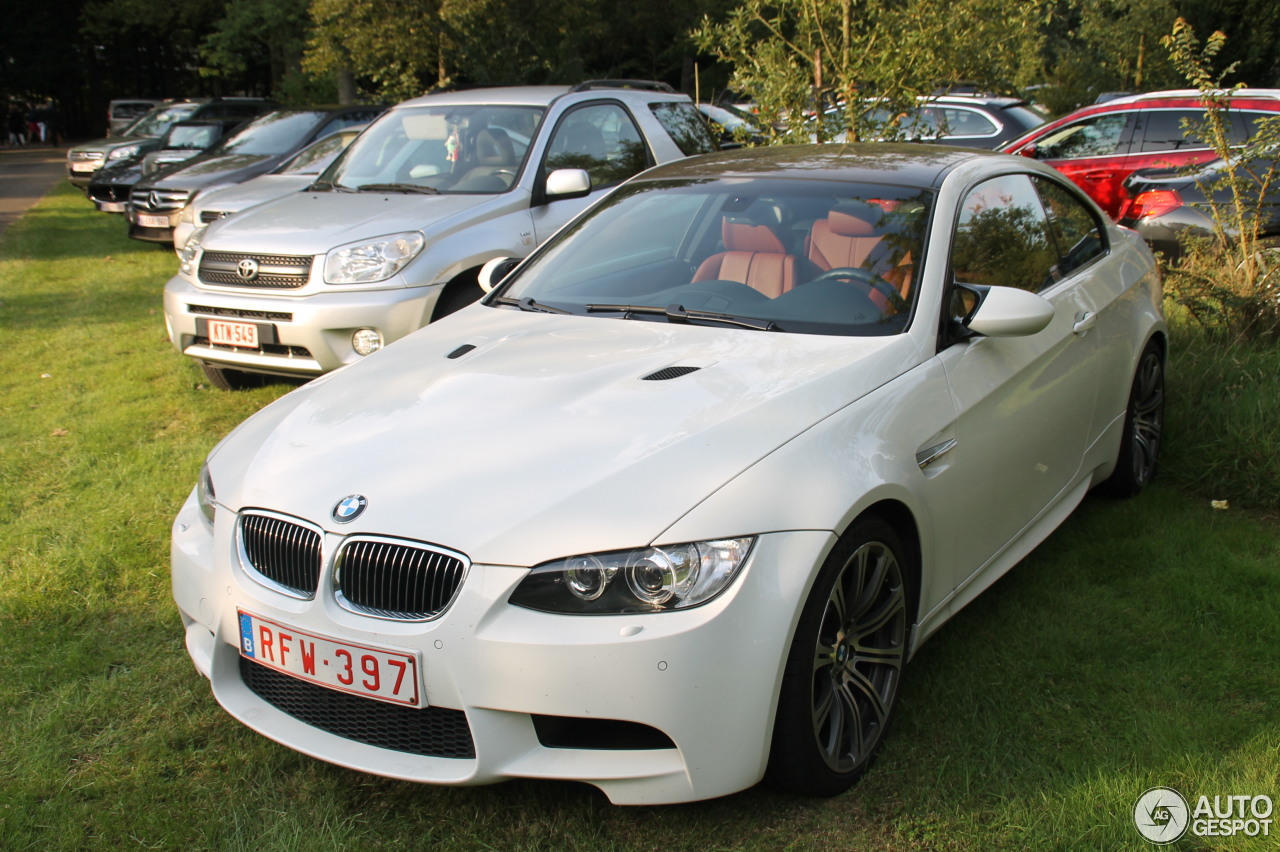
[172,144,1165,804]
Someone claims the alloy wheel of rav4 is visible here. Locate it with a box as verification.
[768,516,910,796]
[1099,341,1164,497]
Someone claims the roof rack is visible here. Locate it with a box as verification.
[568,80,676,94]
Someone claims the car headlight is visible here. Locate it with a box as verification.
[197,463,217,526]
[323,232,425,284]
[179,225,207,277]
[108,144,141,161]
[509,538,755,614]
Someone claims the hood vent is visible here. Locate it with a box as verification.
[642,366,701,381]
[446,344,477,359]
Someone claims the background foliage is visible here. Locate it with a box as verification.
[3,0,1280,138]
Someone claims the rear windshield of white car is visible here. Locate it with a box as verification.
[495,177,934,337]
[324,104,546,194]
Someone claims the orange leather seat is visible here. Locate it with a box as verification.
[692,217,801,298]
[805,203,884,270]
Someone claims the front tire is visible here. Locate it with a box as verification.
[1098,340,1164,497]
[767,516,911,797]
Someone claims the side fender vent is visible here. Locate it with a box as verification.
[642,366,701,381]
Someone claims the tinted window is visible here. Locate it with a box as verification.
[543,103,650,189]
[1034,113,1129,159]
[1134,109,1208,153]
[215,111,326,156]
[1033,177,1106,277]
[951,174,1059,292]
[650,102,717,155]
[314,109,382,140]
[934,107,997,138]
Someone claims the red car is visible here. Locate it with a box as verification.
[1001,89,1280,219]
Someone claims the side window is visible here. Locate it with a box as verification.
[543,103,650,191]
[936,107,997,138]
[950,174,1059,292]
[1034,113,1129,159]
[1033,177,1106,277]
[1134,109,1207,153]
[649,102,717,155]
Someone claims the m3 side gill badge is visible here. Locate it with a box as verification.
[332,494,367,523]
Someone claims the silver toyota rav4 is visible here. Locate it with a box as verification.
[163,82,716,389]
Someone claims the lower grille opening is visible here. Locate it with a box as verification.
[532,714,676,750]
[239,657,475,759]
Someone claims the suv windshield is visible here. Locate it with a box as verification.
[327,104,545,194]
[496,177,933,337]
[127,105,200,138]
[212,110,327,156]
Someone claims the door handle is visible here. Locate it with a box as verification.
[1073,311,1097,336]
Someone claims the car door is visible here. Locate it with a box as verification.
[1020,111,1135,218]
[530,101,653,242]
[924,172,1101,594]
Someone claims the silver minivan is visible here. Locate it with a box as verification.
[163,82,716,388]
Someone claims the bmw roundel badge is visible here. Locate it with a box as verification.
[332,494,368,523]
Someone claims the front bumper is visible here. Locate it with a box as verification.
[163,274,441,378]
[172,489,830,804]
[127,205,179,243]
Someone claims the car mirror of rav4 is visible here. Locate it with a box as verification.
[545,168,592,200]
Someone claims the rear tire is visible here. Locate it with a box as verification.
[200,361,267,391]
[1098,340,1164,498]
[767,515,911,797]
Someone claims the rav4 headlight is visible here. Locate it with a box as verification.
[323,232,425,284]
[179,225,207,277]
[510,538,755,614]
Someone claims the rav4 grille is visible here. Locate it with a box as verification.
[199,251,312,289]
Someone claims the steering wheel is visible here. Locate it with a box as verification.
[810,267,904,308]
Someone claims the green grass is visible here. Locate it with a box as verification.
[1,184,1278,850]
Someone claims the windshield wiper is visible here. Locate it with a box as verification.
[310,180,357,193]
[491,296,573,314]
[356,182,440,195]
[585,303,778,331]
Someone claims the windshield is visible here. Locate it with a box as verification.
[495,177,933,337]
[211,110,326,156]
[126,105,200,138]
[278,131,355,175]
[326,104,545,194]
[163,124,223,150]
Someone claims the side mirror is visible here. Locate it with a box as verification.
[545,168,592,201]
[1017,143,1038,159]
[965,285,1055,337]
[478,256,521,292]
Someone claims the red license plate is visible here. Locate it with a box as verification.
[238,611,422,707]
[208,319,259,348]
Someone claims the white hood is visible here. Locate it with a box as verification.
[211,306,917,566]
[201,189,529,255]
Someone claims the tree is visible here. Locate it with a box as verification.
[200,0,316,100]
[694,0,1045,143]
